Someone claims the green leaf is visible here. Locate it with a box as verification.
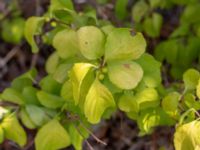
[137,108,160,134]
[136,88,159,109]
[49,0,74,13]
[108,61,143,89]
[183,93,200,110]
[118,93,139,113]
[22,86,40,105]
[1,113,27,147]
[26,105,50,126]
[24,17,44,53]
[53,62,72,83]
[39,75,62,95]
[37,91,65,109]
[77,26,105,60]
[84,78,115,124]
[70,63,94,105]
[183,69,200,91]
[19,108,37,129]
[35,119,71,150]
[149,0,162,8]
[132,1,149,23]
[0,125,4,144]
[143,13,163,38]
[196,79,200,99]
[154,39,179,63]
[105,28,146,61]
[137,108,174,135]
[61,80,73,100]
[136,53,161,87]
[170,24,189,38]
[115,0,128,20]
[11,78,32,92]
[53,29,79,59]
[1,17,25,44]
[68,124,89,150]
[181,4,200,24]
[20,68,37,81]
[174,120,200,150]
[162,92,181,113]
[1,88,25,105]
[45,52,60,74]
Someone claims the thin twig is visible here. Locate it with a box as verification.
[78,120,107,146]
[3,45,20,65]
[23,139,34,150]
[30,54,38,69]
[73,123,94,150]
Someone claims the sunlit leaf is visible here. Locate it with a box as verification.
[136,88,159,109]
[35,119,71,150]
[108,61,143,89]
[105,28,146,61]
[70,63,94,105]
[1,113,27,147]
[162,92,181,113]
[174,120,200,150]
[53,29,79,59]
[77,26,105,60]
[84,78,115,123]
[0,125,4,144]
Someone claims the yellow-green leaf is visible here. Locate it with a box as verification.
[183,69,200,91]
[105,28,146,61]
[24,17,44,53]
[118,93,139,113]
[77,26,105,60]
[197,79,200,99]
[0,125,4,144]
[35,119,71,150]
[84,79,115,124]
[70,63,94,105]
[1,113,27,147]
[53,29,79,59]
[174,120,200,150]
[108,61,143,89]
[37,91,65,109]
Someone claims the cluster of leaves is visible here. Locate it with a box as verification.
[154,0,200,79]
[0,0,25,44]
[0,0,200,150]
[114,0,200,79]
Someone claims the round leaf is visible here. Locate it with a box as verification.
[108,61,143,89]
[53,29,79,59]
[77,26,105,60]
[35,119,71,150]
[105,28,146,61]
